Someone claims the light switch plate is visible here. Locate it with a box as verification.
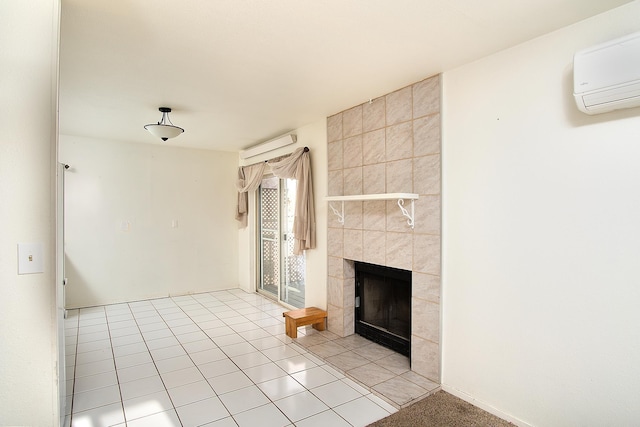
[18,243,44,275]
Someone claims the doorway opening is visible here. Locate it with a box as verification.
[257,175,305,308]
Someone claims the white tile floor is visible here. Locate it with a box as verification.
[64,289,399,427]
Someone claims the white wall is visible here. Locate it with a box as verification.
[237,119,328,308]
[0,0,60,425]
[60,136,239,308]
[442,2,640,425]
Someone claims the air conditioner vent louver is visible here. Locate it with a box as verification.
[573,31,640,115]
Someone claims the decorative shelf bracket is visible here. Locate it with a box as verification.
[328,202,344,224]
[397,198,415,229]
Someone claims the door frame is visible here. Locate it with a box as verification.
[55,162,67,426]
[254,176,303,309]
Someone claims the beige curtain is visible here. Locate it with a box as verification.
[235,162,267,228]
[234,147,316,255]
[268,147,316,254]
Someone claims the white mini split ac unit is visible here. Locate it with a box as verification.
[573,31,640,115]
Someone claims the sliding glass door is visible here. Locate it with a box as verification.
[257,175,305,308]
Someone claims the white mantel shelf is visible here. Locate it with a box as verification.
[325,193,419,229]
[325,193,418,202]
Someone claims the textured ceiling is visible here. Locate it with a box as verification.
[59,0,631,151]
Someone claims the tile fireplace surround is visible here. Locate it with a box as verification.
[326,74,441,382]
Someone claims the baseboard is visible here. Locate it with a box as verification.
[441,384,533,427]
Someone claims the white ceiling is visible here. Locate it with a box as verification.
[59,0,630,152]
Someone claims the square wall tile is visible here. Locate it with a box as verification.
[363,231,385,266]
[343,259,355,279]
[411,299,439,343]
[343,135,363,168]
[386,232,413,271]
[327,113,343,142]
[386,86,412,125]
[386,159,413,194]
[328,140,343,171]
[363,201,386,232]
[413,113,440,157]
[327,276,344,308]
[386,122,413,162]
[413,75,440,118]
[343,105,363,138]
[413,195,440,236]
[327,305,345,337]
[413,155,440,196]
[328,170,343,197]
[413,234,440,276]
[343,229,363,262]
[328,255,344,279]
[343,167,363,196]
[411,336,440,383]
[327,228,343,258]
[343,201,363,230]
[363,164,386,195]
[342,278,355,310]
[412,272,440,304]
[386,199,413,233]
[363,97,386,132]
[362,129,386,165]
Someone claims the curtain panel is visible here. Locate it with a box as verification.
[234,162,267,227]
[234,147,316,255]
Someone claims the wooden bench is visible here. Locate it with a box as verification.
[282,307,327,338]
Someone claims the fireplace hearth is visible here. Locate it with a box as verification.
[354,262,412,357]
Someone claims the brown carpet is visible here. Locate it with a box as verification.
[367,390,514,427]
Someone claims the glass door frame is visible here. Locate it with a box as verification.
[257,175,281,301]
[255,175,305,309]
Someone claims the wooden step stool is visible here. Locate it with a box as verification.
[282,307,327,338]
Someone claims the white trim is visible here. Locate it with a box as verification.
[441,384,533,427]
[325,193,418,201]
[239,133,297,159]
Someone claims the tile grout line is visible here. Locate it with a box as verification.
[173,294,297,425]
[105,305,129,426]
[69,290,398,426]
[129,298,184,425]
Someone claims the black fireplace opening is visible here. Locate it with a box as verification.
[354,261,411,357]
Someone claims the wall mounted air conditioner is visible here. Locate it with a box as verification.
[239,133,297,160]
[573,31,640,115]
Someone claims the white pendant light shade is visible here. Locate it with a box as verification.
[144,107,184,141]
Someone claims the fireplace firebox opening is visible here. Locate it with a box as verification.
[354,261,411,357]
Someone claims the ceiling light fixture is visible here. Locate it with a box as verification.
[144,107,184,141]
